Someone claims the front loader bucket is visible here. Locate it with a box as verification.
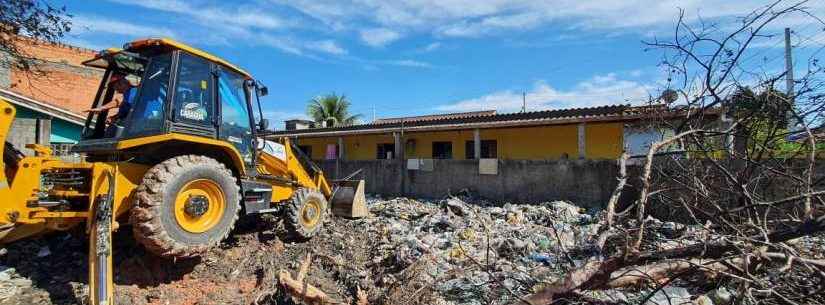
[330,179,368,218]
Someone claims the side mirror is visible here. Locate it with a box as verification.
[258,118,270,131]
[257,86,269,97]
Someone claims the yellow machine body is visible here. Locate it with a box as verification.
[0,96,358,244]
[0,98,148,242]
[0,38,366,305]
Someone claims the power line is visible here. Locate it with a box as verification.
[793,29,825,49]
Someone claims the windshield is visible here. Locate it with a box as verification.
[121,53,172,137]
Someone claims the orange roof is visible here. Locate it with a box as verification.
[5,37,100,116]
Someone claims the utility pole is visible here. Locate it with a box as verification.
[372,105,376,122]
[785,27,794,98]
[784,27,798,133]
[521,92,526,113]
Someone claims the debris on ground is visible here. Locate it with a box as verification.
[1,195,822,305]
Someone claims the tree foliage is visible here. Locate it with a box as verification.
[306,93,361,127]
[0,0,72,71]
[728,86,791,125]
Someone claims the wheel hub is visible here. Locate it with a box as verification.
[184,195,209,217]
[303,205,317,220]
[300,199,322,229]
[174,179,227,233]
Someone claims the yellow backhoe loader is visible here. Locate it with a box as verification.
[0,38,367,305]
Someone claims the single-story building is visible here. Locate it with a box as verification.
[269,104,692,161]
[0,89,85,155]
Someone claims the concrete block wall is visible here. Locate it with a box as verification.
[322,160,404,196]
[8,117,38,155]
[0,53,10,89]
[319,159,624,208]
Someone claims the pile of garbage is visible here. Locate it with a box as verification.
[351,196,600,305]
[2,195,801,305]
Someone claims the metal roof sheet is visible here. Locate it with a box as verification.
[268,104,633,137]
[372,110,497,124]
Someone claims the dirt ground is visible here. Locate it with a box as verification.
[0,210,377,305]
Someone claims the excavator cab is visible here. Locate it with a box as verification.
[71,38,366,221]
[74,39,266,172]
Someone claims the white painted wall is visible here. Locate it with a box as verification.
[624,126,678,156]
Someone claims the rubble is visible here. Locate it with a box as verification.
[644,287,692,305]
[1,195,821,305]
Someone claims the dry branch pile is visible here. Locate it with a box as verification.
[519,1,825,304]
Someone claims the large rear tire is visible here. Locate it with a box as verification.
[130,155,240,258]
[284,188,327,239]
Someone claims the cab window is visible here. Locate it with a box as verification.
[173,53,213,125]
[123,53,171,137]
[218,68,253,165]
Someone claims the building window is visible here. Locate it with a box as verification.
[376,143,395,159]
[432,141,452,159]
[465,140,498,159]
[325,144,339,160]
[296,145,312,158]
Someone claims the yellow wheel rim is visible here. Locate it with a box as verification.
[174,179,226,233]
[300,198,323,229]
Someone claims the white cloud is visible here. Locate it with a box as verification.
[382,59,433,68]
[96,0,352,59]
[628,69,644,77]
[72,15,176,38]
[110,0,292,31]
[422,42,441,52]
[307,40,348,55]
[359,28,402,47]
[279,0,825,39]
[256,34,304,56]
[256,35,347,57]
[438,12,545,37]
[436,73,653,113]
[88,0,825,65]
[341,56,435,70]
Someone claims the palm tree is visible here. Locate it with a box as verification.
[307,93,361,127]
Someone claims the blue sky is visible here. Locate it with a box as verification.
[53,0,825,129]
